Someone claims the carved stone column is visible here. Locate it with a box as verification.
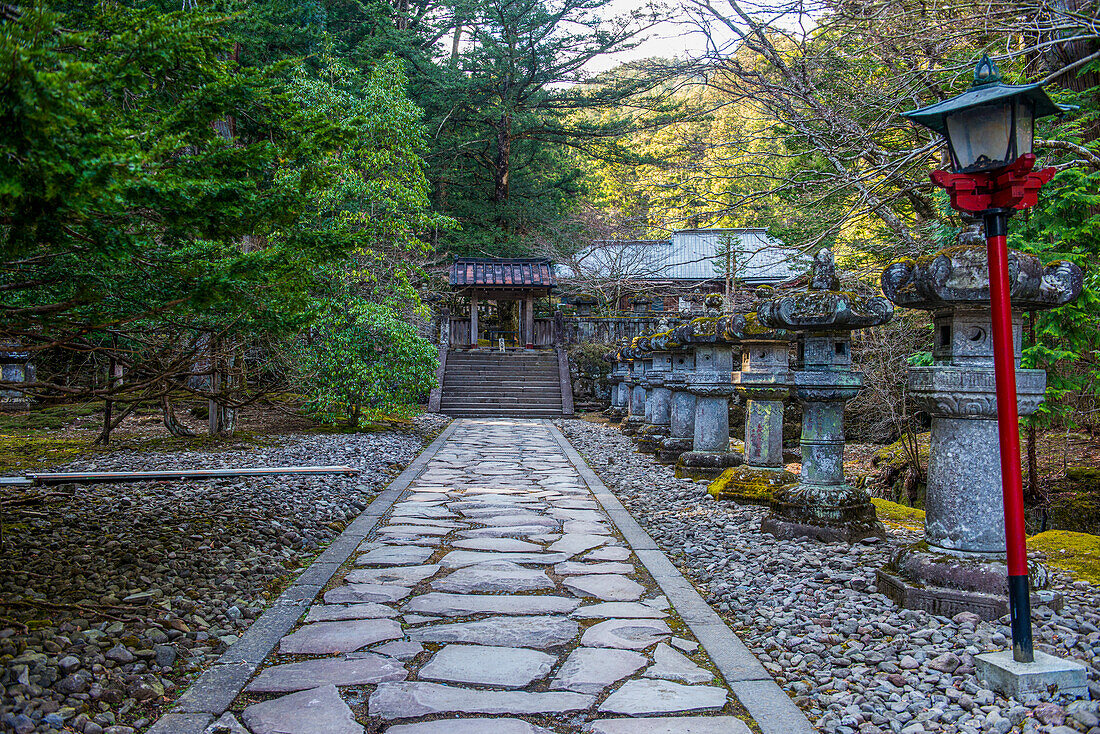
[876,227,1084,618]
[637,334,674,454]
[658,336,696,464]
[604,351,629,424]
[674,316,744,480]
[621,341,647,436]
[709,313,797,503]
[758,249,893,543]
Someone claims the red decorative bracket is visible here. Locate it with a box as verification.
[929,154,1055,214]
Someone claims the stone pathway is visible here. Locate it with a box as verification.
[193,419,801,733]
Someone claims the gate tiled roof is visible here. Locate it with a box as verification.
[450,258,555,289]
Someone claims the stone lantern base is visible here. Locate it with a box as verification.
[620,416,645,436]
[635,424,670,454]
[761,482,885,543]
[675,451,743,481]
[656,436,694,464]
[877,546,1062,620]
[604,406,626,424]
[707,465,797,505]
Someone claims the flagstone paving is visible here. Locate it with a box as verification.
[213,419,776,733]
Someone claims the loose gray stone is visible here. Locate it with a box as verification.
[405,593,580,617]
[245,653,407,692]
[242,685,363,734]
[344,564,440,586]
[323,583,412,604]
[586,716,752,734]
[409,615,579,649]
[549,647,647,694]
[369,681,594,719]
[419,644,556,688]
[279,619,403,654]
[581,619,670,649]
[598,679,727,715]
[304,603,398,623]
[433,561,554,593]
[644,643,714,683]
[564,574,645,602]
[356,546,434,566]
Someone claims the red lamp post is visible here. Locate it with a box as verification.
[902,56,1072,664]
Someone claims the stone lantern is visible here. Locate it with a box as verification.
[637,331,675,454]
[604,346,630,424]
[620,338,647,436]
[674,315,744,480]
[709,311,798,503]
[877,222,1083,617]
[658,327,697,464]
[758,249,893,542]
[0,343,34,410]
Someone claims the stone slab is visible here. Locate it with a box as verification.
[323,584,412,604]
[549,646,647,694]
[432,561,554,593]
[440,550,569,568]
[644,643,714,683]
[598,679,728,715]
[459,525,557,538]
[369,681,594,719]
[564,574,645,602]
[586,716,752,734]
[242,684,364,734]
[418,644,556,688]
[549,533,609,556]
[586,546,631,562]
[305,603,398,622]
[357,546,435,567]
[385,721,555,734]
[279,619,403,654]
[477,514,560,527]
[581,619,670,649]
[975,650,1088,699]
[571,602,668,619]
[372,640,424,660]
[409,615,579,649]
[451,538,544,552]
[245,653,407,692]
[405,593,580,617]
[555,562,634,576]
[203,713,247,734]
[379,524,454,536]
[345,565,441,586]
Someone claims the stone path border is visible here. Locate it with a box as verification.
[545,421,815,734]
[147,421,460,734]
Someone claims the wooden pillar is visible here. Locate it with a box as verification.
[525,293,535,348]
[470,292,478,348]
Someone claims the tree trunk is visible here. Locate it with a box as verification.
[162,392,196,437]
[492,114,512,203]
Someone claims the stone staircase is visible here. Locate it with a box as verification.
[438,350,564,418]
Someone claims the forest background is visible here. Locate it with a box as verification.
[1,0,1098,480]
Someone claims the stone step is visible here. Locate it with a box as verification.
[438,408,564,417]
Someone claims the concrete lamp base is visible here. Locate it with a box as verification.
[974,650,1088,701]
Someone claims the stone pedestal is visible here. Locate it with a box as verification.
[675,326,743,480]
[710,317,796,503]
[658,351,696,464]
[604,355,629,424]
[877,237,1083,616]
[756,249,892,543]
[637,350,672,454]
[975,651,1087,701]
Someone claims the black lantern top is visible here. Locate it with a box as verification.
[904,56,1071,174]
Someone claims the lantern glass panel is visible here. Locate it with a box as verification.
[1014,98,1035,158]
[945,101,1013,172]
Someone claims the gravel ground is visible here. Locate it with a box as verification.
[558,418,1100,734]
[0,414,450,734]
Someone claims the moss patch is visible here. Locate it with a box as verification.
[870,498,926,531]
[1027,530,1100,585]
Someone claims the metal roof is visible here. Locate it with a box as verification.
[558,229,805,285]
[450,258,556,289]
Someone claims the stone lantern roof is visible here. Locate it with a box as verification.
[758,249,893,331]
